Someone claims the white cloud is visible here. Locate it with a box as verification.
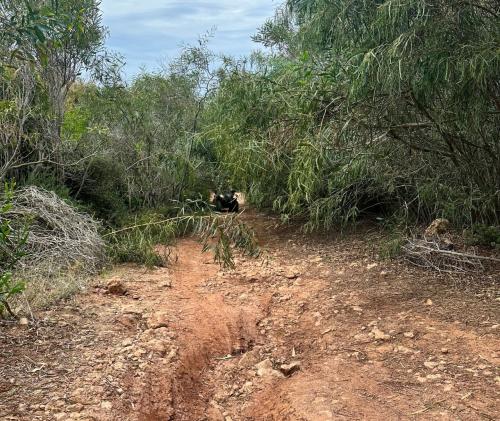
[100,0,279,78]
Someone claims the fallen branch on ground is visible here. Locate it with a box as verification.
[6,186,106,276]
[401,238,497,273]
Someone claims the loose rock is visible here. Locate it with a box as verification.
[280,361,301,377]
[255,359,284,378]
[106,279,127,296]
[147,313,169,329]
[424,218,450,237]
[100,401,113,410]
[424,361,439,369]
[370,327,390,341]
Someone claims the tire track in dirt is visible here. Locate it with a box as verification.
[1,211,498,420]
[136,239,262,420]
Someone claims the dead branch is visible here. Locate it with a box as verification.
[401,238,489,273]
[5,186,106,278]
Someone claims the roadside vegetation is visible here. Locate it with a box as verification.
[1,0,498,316]
[207,1,499,231]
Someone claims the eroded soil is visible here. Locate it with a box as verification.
[1,211,499,420]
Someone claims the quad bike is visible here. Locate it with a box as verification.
[213,190,239,212]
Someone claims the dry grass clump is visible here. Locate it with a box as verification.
[11,186,106,274]
[6,186,106,310]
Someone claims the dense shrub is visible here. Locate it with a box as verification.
[203,0,500,230]
[106,212,176,267]
[0,184,28,318]
[66,157,129,223]
[464,225,500,249]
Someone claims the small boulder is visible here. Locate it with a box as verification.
[284,270,300,280]
[100,401,113,410]
[424,218,450,237]
[115,314,138,330]
[353,333,370,342]
[440,238,454,251]
[147,313,169,329]
[145,339,168,355]
[238,347,262,368]
[106,279,127,296]
[394,345,414,354]
[279,361,301,377]
[255,359,284,378]
[424,361,439,369]
[121,338,133,347]
[240,381,253,394]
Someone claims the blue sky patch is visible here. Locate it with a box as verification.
[100,0,278,79]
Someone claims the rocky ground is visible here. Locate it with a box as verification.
[0,211,499,420]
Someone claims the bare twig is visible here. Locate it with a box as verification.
[5,187,106,277]
[401,238,491,273]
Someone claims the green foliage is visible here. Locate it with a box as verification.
[376,214,410,259]
[192,213,260,269]
[3,0,498,284]
[204,0,500,231]
[0,183,29,318]
[464,224,500,249]
[21,171,72,202]
[0,0,61,67]
[62,71,203,213]
[68,156,128,223]
[1,0,114,186]
[379,236,405,259]
[106,210,259,269]
[106,212,176,267]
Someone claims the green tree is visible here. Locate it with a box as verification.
[0,0,113,183]
[206,0,500,228]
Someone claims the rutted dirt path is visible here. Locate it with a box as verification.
[1,211,499,420]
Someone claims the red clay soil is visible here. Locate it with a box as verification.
[0,211,499,420]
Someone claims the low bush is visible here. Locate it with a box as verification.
[106,212,176,267]
[66,156,129,223]
[105,210,259,269]
[464,225,500,249]
[0,184,29,318]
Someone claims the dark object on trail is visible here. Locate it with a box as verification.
[214,190,239,213]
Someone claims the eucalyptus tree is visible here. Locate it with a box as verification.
[0,0,111,182]
[61,71,200,215]
[207,0,500,227]
[291,0,500,225]
[168,33,228,199]
[35,0,108,179]
[0,0,60,181]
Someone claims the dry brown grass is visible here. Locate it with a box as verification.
[6,186,106,313]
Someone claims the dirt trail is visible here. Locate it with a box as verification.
[1,211,499,420]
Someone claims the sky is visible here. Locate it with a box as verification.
[100,1,279,79]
